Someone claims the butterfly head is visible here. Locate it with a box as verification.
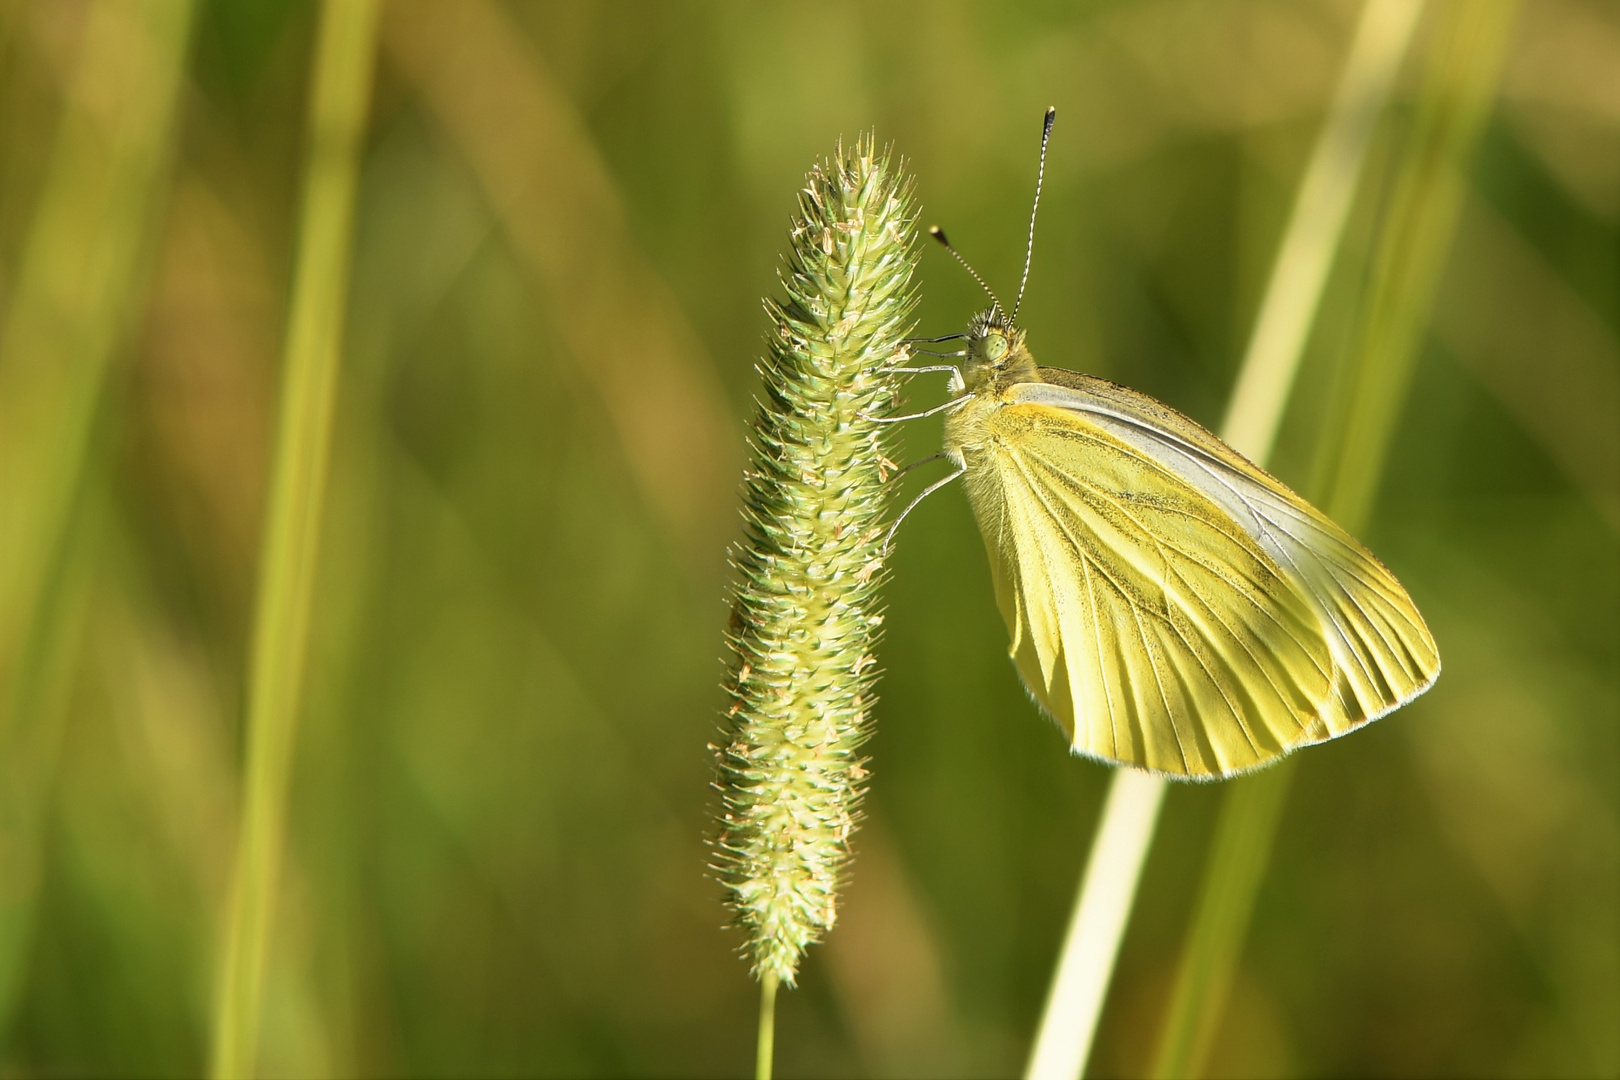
[961,307,1036,392]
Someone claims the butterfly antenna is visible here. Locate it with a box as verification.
[928,225,1006,319]
[1012,106,1056,323]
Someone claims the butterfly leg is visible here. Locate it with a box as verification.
[877,364,963,403]
[876,364,961,376]
[892,451,949,477]
[860,397,969,424]
[882,462,966,554]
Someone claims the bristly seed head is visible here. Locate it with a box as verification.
[712,136,917,986]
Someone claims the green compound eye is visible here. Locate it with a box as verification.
[986,334,1008,362]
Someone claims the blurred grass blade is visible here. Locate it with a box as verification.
[0,527,92,1044]
[1148,764,1294,1080]
[383,0,739,561]
[1026,770,1165,1080]
[822,819,961,1075]
[1152,3,1519,1077]
[1029,6,1427,1078]
[1433,199,1620,534]
[210,2,382,1077]
[1222,0,1428,464]
[0,0,197,1036]
[1316,0,1521,527]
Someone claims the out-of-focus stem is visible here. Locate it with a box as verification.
[0,0,198,1039]
[1025,770,1166,1080]
[1148,764,1293,1079]
[1318,0,1520,527]
[209,2,381,1077]
[1221,0,1427,464]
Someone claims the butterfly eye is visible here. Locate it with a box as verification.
[985,334,1009,363]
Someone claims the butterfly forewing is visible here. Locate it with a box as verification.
[1012,371,1441,736]
[957,397,1341,778]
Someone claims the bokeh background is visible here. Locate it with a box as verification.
[0,0,1615,1076]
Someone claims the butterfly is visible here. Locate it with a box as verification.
[889,108,1439,779]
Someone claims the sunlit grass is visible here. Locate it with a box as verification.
[210,3,381,1076]
[0,0,197,1036]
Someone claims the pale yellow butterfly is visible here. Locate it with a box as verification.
[890,109,1439,780]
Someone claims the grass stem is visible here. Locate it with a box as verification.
[0,0,197,1037]
[1221,0,1427,464]
[209,2,381,1076]
[1025,770,1166,1080]
[756,973,779,1080]
[1148,765,1293,1079]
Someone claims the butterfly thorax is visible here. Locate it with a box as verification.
[957,308,1037,396]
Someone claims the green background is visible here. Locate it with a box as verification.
[0,1,1615,1076]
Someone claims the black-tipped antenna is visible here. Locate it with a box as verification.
[1012,106,1056,323]
[929,225,1005,318]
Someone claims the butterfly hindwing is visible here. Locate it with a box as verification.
[959,397,1339,778]
[1012,371,1440,736]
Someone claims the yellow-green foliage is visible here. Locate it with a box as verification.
[714,140,916,985]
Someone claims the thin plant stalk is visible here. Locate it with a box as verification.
[1315,0,1520,527]
[1025,770,1166,1080]
[1150,3,1519,1077]
[1026,3,1425,1077]
[1147,764,1293,1079]
[210,2,382,1076]
[0,0,197,1037]
[756,974,779,1080]
[1220,0,1428,465]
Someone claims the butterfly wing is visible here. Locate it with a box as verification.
[1016,370,1440,735]
[953,394,1340,778]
